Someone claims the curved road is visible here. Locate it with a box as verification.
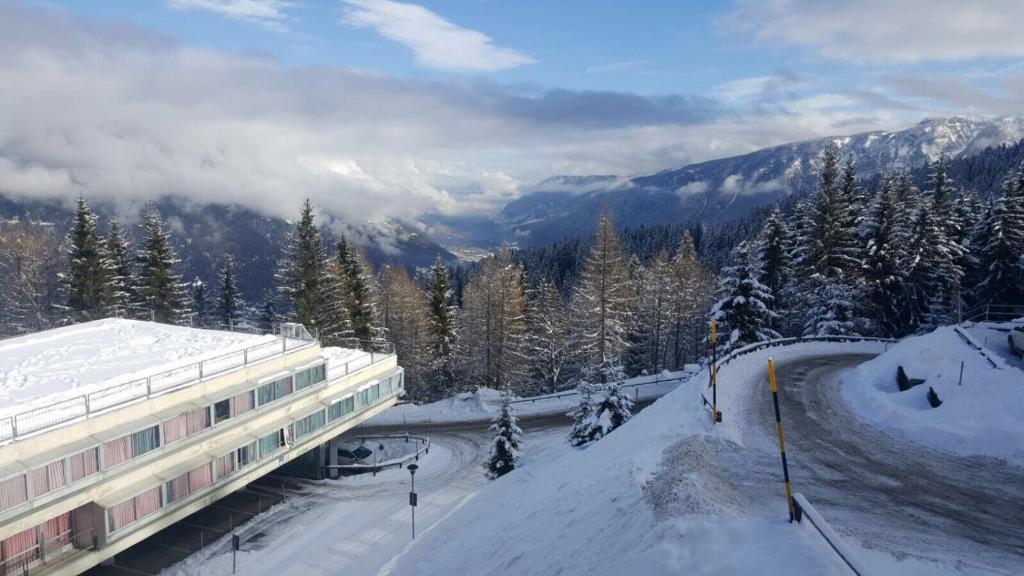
[757,355,1024,573]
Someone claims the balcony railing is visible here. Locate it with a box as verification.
[0,528,94,576]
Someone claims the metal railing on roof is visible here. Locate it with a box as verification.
[0,323,317,445]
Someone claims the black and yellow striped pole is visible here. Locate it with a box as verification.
[710,320,720,424]
[768,357,795,522]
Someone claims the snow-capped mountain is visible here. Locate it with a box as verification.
[495,116,1024,246]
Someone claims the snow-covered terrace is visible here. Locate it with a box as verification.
[0,319,292,422]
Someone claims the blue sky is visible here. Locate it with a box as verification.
[5,0,1024,221]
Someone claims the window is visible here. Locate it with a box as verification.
[258,430,285,458]
[294,369,311,391]
[131,426,161,458]
[30,460,66,497]
[0,475,28,513]
[328,396,355,422]
[232,390,255,417]
[69,448,99,482]
[214,399,231,424]
[102,436,132,468]
[257,376,293,406]
[215,452,235,479]
[108,487,162,532]
[236,441,258,468]
[294,410,325,439]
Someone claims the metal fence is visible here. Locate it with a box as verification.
[0,326,317,444]
[0,527,95,576]
[962,304,1024,324]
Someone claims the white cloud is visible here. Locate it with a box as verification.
[675,180,709,198]
[718,174,786,197]
[723,0,1024,64]
[167,0,292,30]
[341,0,535,72]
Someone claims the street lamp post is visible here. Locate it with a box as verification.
[407,463,419,539]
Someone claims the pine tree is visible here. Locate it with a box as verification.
[218,253,243,330]
[426,257,457,397]
[861,175,912,337]
[756,208,791,318]
[336,235,381,344]
[526,280,574,393]
[571,211,632,377]
[711,240,779,350]
[974,164,1024,305]
[258,298,277,328]
[191,277,209,328]
[105,219,133,313]
[379,265,432,401]
[906,200,956,330]
[276,199,346,341]
[66,195,113,320]
[596,381,634,433]
[485,398,523,479]
[136,205,188,324]
[568,383,600,447]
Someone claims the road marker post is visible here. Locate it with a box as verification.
[767,357,795,522]
[710,320,721,424]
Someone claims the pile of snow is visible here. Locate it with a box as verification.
[386,348,867,576]
[843,326,1024,466]
[0,318,275,418]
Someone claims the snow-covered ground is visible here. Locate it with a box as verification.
[964,320,1024,370]
[843,325,1024,467]
[0,318,276,418]
[367,370,694,426]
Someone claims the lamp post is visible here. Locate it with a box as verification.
[407,463,419,539]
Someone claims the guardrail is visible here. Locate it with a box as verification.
[713,335,897,374]
[792,493,869,576]
[504,370,700,406]
[952,326,1002,369]
[0,326,318,445]
[962,304,1024,324]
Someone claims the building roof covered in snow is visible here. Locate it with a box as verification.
[0,318,277,419]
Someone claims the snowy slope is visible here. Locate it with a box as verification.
[0,319,274,418]
[842,326,1024,467]
[385,345,897,576]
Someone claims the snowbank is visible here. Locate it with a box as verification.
[0,319,275,418]
[843,326,1024,467]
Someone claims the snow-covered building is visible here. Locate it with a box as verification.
[0,319,403,575]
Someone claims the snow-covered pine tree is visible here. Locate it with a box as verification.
[336,235,382,344]
[782,201,815,336]
[218,253,244,330]
[974,163,1024,305]
[136,205,189,324]
[66,195,113,320]
[756,208,791,317]
[258,298,277,327]
[485,397,523,479]
[861,175,912,337]
[526,280,574,393]
[800,146,863,336]
[568,383,600,447]
[906,199,957,331]
[276,199,346,342]
[105,219,133,313]
[710,240,780,350]
[426,257,457,397]
[191,277,209,328]
[596,379,634,433]
[571,210,632,378]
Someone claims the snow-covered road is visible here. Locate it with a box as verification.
[750,355,1024,574]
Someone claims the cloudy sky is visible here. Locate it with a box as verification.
[3,0,1024,223]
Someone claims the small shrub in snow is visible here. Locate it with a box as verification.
[927,386,943,408]
[486,398,523,479]
[568,383,602,447]
[567,379,635,446]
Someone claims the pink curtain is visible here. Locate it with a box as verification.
[0,475,28,512]
[31,467,50,497]
[188,464,213,492]
[163,414,188,444]
[282,377,293,395]
[107,499,136,531]
[232,391,254,416]
[102,436,132,468]
[1,527,38,568]
[216,453,235,480]
[69,449,98,482]
[132,487,162,521]
[42,512,71,543]
[168,472,190,502]
[186,408,209,435]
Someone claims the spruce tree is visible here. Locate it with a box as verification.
[757,208,791,316]
[568,383,600,447]
[861,175,912,337]
[426,257,457,397]
[596,380,634,433]
[336,235,381,343]
[906,200,956,330]
[191,277,209,328]
[627,250,674,375]
[711,240,779,350]
[571,211,632,377]
[485,398,523,479]
[670,231,714,366]
[105,219,133,313]
[136,205,188,324]
[974,164,1024,305]
[218,253,243,330]
[66,195,113,320]
[276,199,346,341]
